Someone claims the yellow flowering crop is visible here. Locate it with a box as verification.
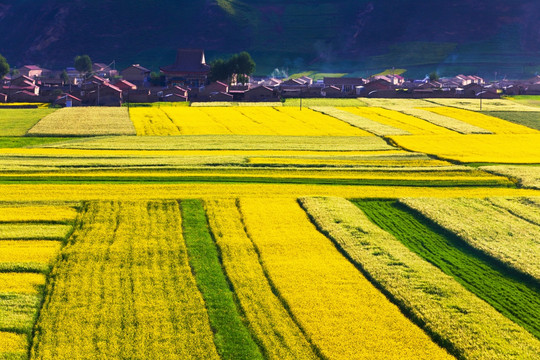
[341,107,457,135]
[27,107,136,136]
[129,107,181,135]
[204,199,318,360]
[0,240,61,264]
[248,157,456,167]
[422,107,539,134]
[0,184,536,201]
[0,206,77,223]
[0,273,45,294]
[158,106,371,136]
[0,331,27,353]
[31,201,219,359]
[391,134,540,163]
[239,198,453,359]
[0,224,72,240]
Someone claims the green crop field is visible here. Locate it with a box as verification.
[0,99,539,359]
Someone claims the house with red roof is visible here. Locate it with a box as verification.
[160,49,211,88]
[18,65,50,78]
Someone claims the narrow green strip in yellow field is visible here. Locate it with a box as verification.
[239,198,453,360]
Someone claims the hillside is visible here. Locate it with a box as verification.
[0,0,539,78]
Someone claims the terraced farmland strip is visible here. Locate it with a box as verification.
[355,200,540,338]
[31,201,219,360]
[301,197,540,359]
[0,109,56,136]
[204,199,318,360]
[341,107,456,135]
[0,224,72,240]
[26,107,136,137]
[391,134,540,163]
[399,108,492,134]
[180,199,263,360]
[481,165,540,189]
[41,134,394,151]
[0,293,42,334]
[129,107,181,135]
[311,106,410,136]
[422,107,539,134]
[0,206,77,223]
[240,198,453,360]
[402,198,540,281]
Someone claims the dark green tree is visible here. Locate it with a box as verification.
[429,71,440,81]
[0,54,9,80]
[74,55,92,76]
[149,72,165,87]
[209,59,230,82]
[60,70,70,85]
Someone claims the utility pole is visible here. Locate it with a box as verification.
[300,97,302,111]
[97,83,100,106]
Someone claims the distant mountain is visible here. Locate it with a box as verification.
[0,0,539,78]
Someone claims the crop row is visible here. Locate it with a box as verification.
[481,165,540,189]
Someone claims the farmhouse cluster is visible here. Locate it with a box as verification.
[2,48,540,106]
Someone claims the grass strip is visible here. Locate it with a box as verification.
[180,199,264,360]
[204,199,319,360]
[355,199,540,339]
[482,111,540,131]
[301,197,540,359]
[0,137,72,149]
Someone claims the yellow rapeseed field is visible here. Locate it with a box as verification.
[159,106,371,136]
[0,224,72,239]
[422,107,539,134]
[129,107,181,135]
[239,198,453,360]
[341,107,457,135]
[391,134,540,163]
[31,201,219,359]
[0,273,45,294]
[0,331,27,353]
[205,199,318,360]
[428,98,540,112]
[248,157,457,167]
[0,241,61,264]
[0,184,536,201]
[0,206,77,223]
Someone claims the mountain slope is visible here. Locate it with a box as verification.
[0,0,538,78]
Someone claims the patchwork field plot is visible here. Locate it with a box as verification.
[0,109,56,136]
[482,111,540,131]
[139,107,373,136]
[27,107,136,136]
[0,102,539,359]
[301,197,540,359]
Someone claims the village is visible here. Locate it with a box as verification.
[1,48,540,107]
